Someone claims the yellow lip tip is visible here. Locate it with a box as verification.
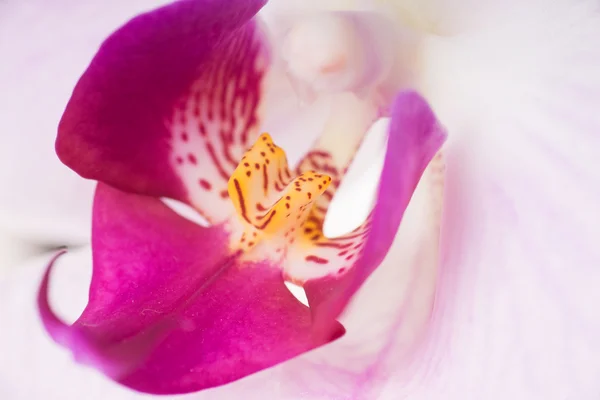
[228,133,332,244]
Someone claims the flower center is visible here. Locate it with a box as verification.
[227,133,332,251]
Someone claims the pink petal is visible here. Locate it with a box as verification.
[56,0,269,222]
[38,183,342,394]
[303,91,446,336]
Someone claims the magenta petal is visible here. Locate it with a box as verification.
[38,184,342,394]
[305,91,447,336]
[56,0,267,204]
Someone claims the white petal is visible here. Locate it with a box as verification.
[370,1,600,397]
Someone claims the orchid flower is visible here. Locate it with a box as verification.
[0,0,596,398]
[37,0,445,394]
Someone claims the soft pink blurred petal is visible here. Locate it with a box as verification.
[375,1,600,398]
[274,0,600,397]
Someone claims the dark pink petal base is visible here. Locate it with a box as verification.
[39,184,343,394]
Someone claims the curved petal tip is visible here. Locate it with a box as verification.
[37,250,71,347]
